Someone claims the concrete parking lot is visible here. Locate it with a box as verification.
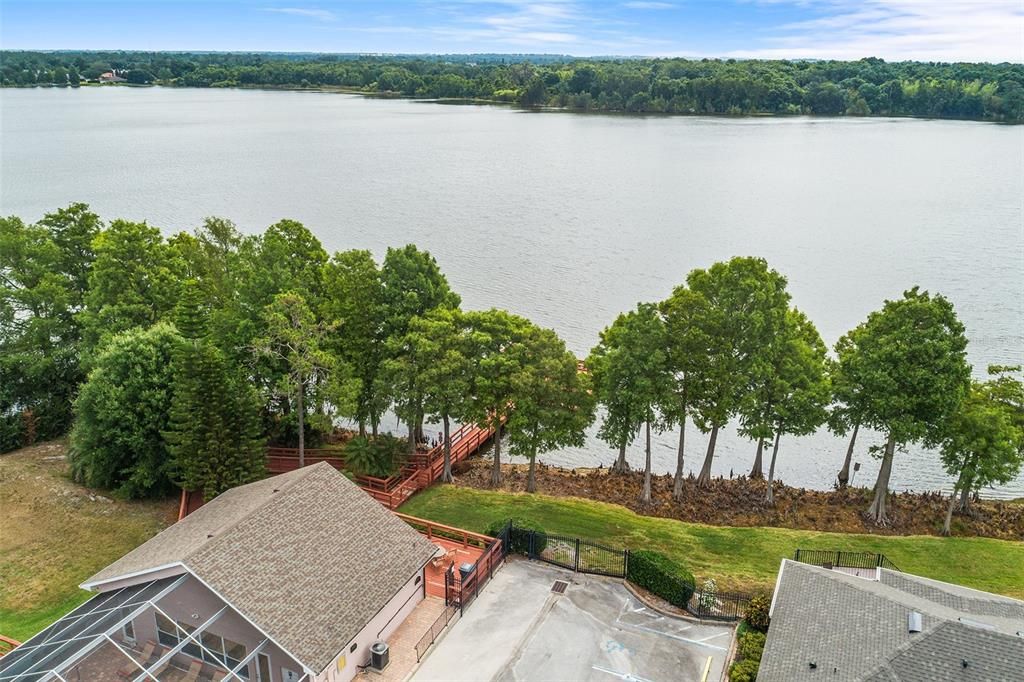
[411,558,735,682]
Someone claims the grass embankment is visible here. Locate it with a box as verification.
[0,442,176,641]
[399,485,1024,600]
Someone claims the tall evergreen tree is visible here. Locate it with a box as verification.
[164,282,265,499]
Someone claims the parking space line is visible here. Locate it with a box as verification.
[591,665,655,682]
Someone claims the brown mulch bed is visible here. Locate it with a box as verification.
[453,459,1024,541]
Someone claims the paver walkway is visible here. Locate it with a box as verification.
[360,596,448,682]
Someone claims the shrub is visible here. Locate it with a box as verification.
[626,549,696,608]
[745,592,772,632]
[729,658,759,682]
[486,518,548,555]
[737,631,766,663]
[343,434,407,478]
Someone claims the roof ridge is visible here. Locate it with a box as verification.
[180,463,325,565]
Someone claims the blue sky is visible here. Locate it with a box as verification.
[2,1,1022,62]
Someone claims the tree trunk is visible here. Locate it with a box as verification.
[442,414,453,483]
[613,441,629,473]
[491,411,502,487]
[696,424,720,487]
[527,445,538,493]
[672,416,687,501]
[408,419,416,456]
[958,484,971,513]
[867,432,896,525]
[415,411,425,444]
[942,484,960,536]
[297,382,305,468]
[750,439,764,479]
[371,415,379,438]
[641,420,652,504]
[837,422,860,488]
[358,419,366,438]
[765,429,782,504]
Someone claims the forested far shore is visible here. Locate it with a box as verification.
[2,204,1022,537]
[3,51,1023,121]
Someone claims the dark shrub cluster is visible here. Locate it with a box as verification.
[625,549,696,608]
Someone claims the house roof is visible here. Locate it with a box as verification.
[83,462,438,673]
[758,560,1024,682]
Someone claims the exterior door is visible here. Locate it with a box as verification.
[255,653,272,682]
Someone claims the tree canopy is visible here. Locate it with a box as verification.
[5,51,1022,121]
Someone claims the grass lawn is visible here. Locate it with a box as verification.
[0,442,176,641]
[400,485,1024,599]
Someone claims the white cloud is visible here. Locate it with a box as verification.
[724,0,1024,62]
[262,7,336,22]
[622,2,676,9]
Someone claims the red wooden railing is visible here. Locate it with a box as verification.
[0,635,20,657]
[395,513,494,548]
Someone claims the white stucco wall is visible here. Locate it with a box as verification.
[317,566,427,682]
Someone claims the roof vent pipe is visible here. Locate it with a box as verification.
[908,611,922,633]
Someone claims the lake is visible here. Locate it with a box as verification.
[2,87,1023,498]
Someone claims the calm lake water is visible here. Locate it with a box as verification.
[3,87,1023,498]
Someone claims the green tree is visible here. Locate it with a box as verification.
[380,244,460,439]
[252,292,337,467]
[79,219,179,356]
[757,309,831,504]
[939,366,1024,535]
[322,249,386,436]
[69,323,180,498]
[507,326,596,493]
[415,309,473,482]
[838,287,971,524]
[688,257,791,487]
[830,334,871,488]
[660,285,715,499]
[462,309,532,487]
[587,303,669,504]
[164,282,265,499]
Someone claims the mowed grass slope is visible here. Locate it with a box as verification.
[400,485,1024,599]
[0,442,176,641]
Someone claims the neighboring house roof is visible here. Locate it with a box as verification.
[759,560,1024,682]
[83,462,438,673]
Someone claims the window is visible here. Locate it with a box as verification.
[223,638,246,673]
[155,613,179,648]
[201,631,224,665]
[177,621,200,658]
[122,620,136,643]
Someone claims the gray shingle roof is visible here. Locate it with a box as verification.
[758,560,1024,682]
[83,462,438,673]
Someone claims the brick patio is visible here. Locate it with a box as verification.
[359,596,450,682]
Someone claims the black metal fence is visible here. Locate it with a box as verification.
[506,522,750,622]
[793,549,901,572]
[445,521,511,615]
[414,603,458,662]
[685,587,751,621]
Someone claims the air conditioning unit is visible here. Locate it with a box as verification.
[369,641,390,672]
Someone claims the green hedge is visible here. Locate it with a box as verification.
[745,592,771,632]
[626,549,696,608]
[729,627,767,681]
[486,518,548,555]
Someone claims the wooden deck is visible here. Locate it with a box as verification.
[181,421,500,520]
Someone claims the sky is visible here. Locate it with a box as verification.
[1,0,1022,63]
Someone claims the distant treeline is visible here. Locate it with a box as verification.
[3,50,1023,122]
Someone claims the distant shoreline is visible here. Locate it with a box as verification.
[6,82,1020,125]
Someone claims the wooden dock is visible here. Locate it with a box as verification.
[179,420,498,519]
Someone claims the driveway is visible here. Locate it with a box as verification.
[411,558,735,682]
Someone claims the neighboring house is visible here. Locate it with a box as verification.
[0,462,438,682]
[759,559,1024,681]
[99,71,126,83]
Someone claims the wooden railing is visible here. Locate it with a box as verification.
[395,512,495,548]
[255,418,502,511]
[0,635,20,657]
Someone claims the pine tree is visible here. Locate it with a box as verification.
[165,281,265,499]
